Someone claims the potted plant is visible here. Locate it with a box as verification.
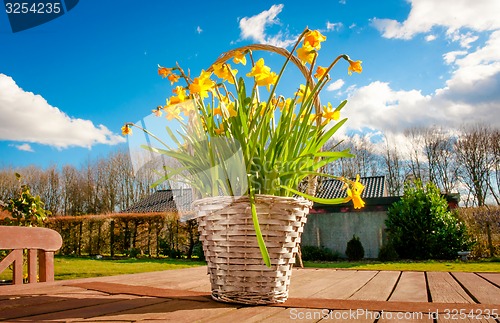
[123,27,364,304]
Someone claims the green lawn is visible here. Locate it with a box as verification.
[1,257,499,282]
[0,256,206,281]
[303,259,500,272]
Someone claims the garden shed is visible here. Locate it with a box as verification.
[301,176,396,259]
[123,177,460,259]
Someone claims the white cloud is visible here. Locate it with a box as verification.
[238,4,297,47]
[326,79,345,91]
[443,50,467,64]
[372,0,500,40]
[11,143,34,152]
[343,30,500,136]
[326,21,343,32]
[425,34,436,42]
[0,74,125,149]
[196,26,203,34]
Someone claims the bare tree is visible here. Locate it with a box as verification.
[404,127,428,183]
[382,136,405,195]
[421,126,459,194]
[455,124,496,206]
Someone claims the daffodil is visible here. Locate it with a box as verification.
[189,70,215,98]
[303,30,326,50]
[233,50,247,65]
[247,58,269,78]
[121,124,132,135]
[213,63,238,84]
[295,84,307,103]
[314,66,328,79]
[158,66,171,78]
[173,86,187,102]
[168,73,180,85]
[226,102,237,118]
[214,123,224,135]
[343,175,365,209]
[347,59,363,75]
[152,106,163,117]
[164,105,183,121]
[321,102,340,125]
[297,44,315,65]
[217,102,237,119]
[246,58,277,91]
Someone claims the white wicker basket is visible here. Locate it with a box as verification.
[193,194,312,305]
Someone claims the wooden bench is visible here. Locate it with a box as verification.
[0,226,62,284]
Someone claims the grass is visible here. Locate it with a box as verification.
[1,256,499,282]
[303,259,500,272]
[0,256,206,281]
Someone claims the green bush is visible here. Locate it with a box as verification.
[0,173,51,226]
[345,235,364,261]
[378,241,399,261]
[301,245,340,261]
[386,180,474,260]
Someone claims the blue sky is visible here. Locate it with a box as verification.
[1,0,499,169]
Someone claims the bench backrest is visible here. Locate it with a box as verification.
[0,226,62,285]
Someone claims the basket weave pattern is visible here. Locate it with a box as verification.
[193,194,312,304]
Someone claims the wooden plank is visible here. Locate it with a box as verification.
[0,294,129,320]
[311,271,378,299]
[288,269,354,298]
[427,272,475,303]
[349,271,400,301]
[260,308,327,322]
[452,272,500,304]
[328,310,377,322]
[75,298,236,322]
[201,306,283,322]
[439,316,498,323]
[18,296,167,321]
[477,273,500,287]
[388,271,428,302]
[378,311,433,323]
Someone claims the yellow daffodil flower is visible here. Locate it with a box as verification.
[321,102,340,125]
[189,70,215,98]
[246,58,271,79]
[164,105,183,121]
[314,66,328,79]
[167,73,179,85]
[213,63,238,84]
[348,60,363,75]
[303,30,326,50]
[246,58,277,91]
[158,66,171,78]
[295,84,307,103]
[343,175,365,209]
[225,102,238,118]
[214,123,224,135]
[173,86,187,102]
[233,51,247,65]
[121,125,132,136]
[297,44,316,65]
[152,106,163,117]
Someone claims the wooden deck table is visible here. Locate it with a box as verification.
[0,266,498,322]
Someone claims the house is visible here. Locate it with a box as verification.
[122,188,193,214]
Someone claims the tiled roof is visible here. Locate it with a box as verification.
[315,176,388,200]
[122,188,193,213]
[122,176,387,213]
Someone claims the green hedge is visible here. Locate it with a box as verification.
[44,212,199,258]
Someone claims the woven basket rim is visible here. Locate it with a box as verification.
[192,194,313,208]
